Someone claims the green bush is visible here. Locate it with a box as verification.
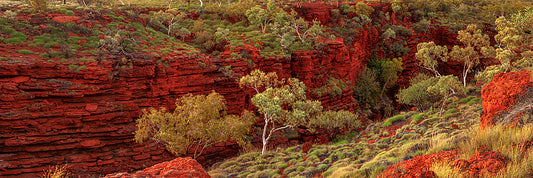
[397,74,441,109]
[59,9,75,15]
[353,68,381,109]
[411,114,423,122]
[466,97,482,105]
[296,166,305,172]
[2,27,27,45]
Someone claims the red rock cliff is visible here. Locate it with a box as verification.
[0,31,370,177]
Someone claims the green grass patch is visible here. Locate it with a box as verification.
[466,97,482,106]
[2,27,27,45]
[382,115,405,127]
[411,114,423,122]
[16,50,33,54]
[59,9,75,16]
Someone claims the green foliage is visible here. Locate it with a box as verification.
[240,70,322,154]
[397,74,441,109]
[314,77,349,98]
[353,68,381,109]
[513,51,533,71]
[222,0,256,21]
[510,7,533,36]
[413,18,430,33]
[270,10,326,53]
[495,16,522,50]
[1,27,27,45]
[59,9,75,16]
[134,92,255,159]
[411,114,423,122]
[308,110,361,140]
[29,0,47,12]
[391,25,413,38]
[16,50,33,54]
[428,75,466,116]
[450,24,492,86]
[382,115,405,127]
[214,28,229,42]
[98,32,138,55]
[415,42,449,77]
[382,28,396,40]
[67,64,86,72]
[245,0,280,34]
[355,2,374,17]
[379,58,403,97]
[140,10,187,36]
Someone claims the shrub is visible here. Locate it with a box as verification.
[296,166,305,172]
[134,92,256,159]
[355,2,374,17]
[59,9,75,16]
[41,165,71,178]
[98,32,138,56]
[29,0,47,12]
[411,114,423,122]
[307,110,361,141]
[413,19,430,33]
[397,74,441,109]
[353,68,381,109]
[2,27,27,45]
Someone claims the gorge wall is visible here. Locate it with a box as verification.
[0,2,467,176]
[0,26,373,176]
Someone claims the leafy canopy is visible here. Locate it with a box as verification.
[134,91,255,159]
[415,42,448,77]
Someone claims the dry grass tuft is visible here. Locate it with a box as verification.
[41,165,71,178]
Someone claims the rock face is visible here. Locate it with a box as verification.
[104,157,210,178]
[480,71,533,128]
[0,29,368,177]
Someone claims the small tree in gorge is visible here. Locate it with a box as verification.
[134,91,255,159]
[428,75,465,116]
[245,0,280,34]
[379,58,403,97]
[415,42,448,77]
[239,70,322,154]
[449,24,493,87]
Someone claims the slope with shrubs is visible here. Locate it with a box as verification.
[208,94,484,177]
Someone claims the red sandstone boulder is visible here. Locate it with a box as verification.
[464,151,507,177]
[51,16,81,23]
[378,150,508,177]
[377,150,457,178]
[104,157,210,178]
[302,142,313,153]
[480,71,533,128]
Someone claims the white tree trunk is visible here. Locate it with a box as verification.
[261,117,269,154]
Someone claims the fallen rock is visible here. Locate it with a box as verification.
[51,16,80,23]
[464,151,507,177]
[302,142,313,153]
[104,157,210,178]
[377,150,457,178]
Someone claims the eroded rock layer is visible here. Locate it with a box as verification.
[0,34,367,176]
